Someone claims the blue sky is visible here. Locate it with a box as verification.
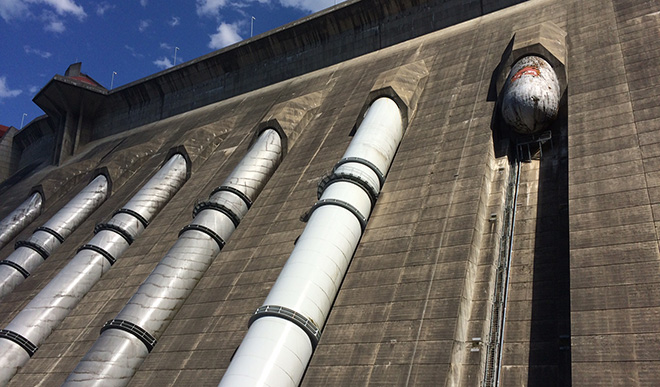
[0,0,345,129]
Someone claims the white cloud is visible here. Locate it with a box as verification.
[125,45,144,58]
[40,0,86,19]
[168,16,180,26]
[24,45,52,58]
[29,86,39,94]
[43,15,65,32]
[0,77,22,99]
[0,0,29,22]
[140,0,148,6]
[138,19,151,32]
[96,2,114,16]
[208,22,242,49]
[196,0,228,18]
[279,0,342,13]
[160,42,172,50]
[153,57,173,69]
[1,0,86,32]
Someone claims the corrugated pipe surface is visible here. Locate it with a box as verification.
[0,192,43,251]
[65,129,283,387]
[0,175,109,299]
[219,97,404,387]
[0,153,188,386]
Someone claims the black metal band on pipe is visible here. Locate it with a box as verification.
[192,202,241,228]
[334,157,385,189]
[302,199,368,231]
[249,305,321,349]
[113,208,150,228]
[94,223,134,245]
[179,224,226,250]
[0,329,38,357]
[100,319,157,353]
[34,227,64,243]
[210,186,253,209]
[14,240,49,259]
[77,244,116,266]
[0,260,30,278]
[317,173,378,207]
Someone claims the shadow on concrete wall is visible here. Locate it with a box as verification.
[527,90,571,385]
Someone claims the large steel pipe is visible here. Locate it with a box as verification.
[501,55,561,134]
[65,129,283,387]
[0,192,43,251]
[219,97,404,387]
[0,154,188,386]
[0,175,109,299]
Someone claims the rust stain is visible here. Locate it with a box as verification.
[511,65,540,82]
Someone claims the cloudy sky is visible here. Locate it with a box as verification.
[0,0,345,128]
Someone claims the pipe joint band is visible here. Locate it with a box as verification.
[15,240,49,259]
[192,202,241,228]
[113,208,150,228]
[179,224,226,250]
[101,319,157,352]
[302,199,368,231]
[250,305,321,349]
[35,226,64,243]
[318,173,378,207]
[0,329,38,357]
[334,157,385,189]
[94,223,134,245]
[0,260,30,278]
[210,186,252,209]
[77,244,116,265]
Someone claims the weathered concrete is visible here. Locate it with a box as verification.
[0,0,658,386]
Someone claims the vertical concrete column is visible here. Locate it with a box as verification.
[0,153,188,386]
[0,175,109,299]
[65,129,283,387]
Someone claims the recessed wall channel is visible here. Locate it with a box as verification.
[219,96,406,386]
[483,22,567,387]
[0,192,43,251]
[64,128,284,386]
[0,152,189,386]
[0,175,109,299]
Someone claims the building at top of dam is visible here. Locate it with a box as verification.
[0,0,659,385]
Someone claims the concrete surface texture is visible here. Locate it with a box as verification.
[0,0,658,386]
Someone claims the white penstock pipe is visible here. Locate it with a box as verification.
[500,55,561,134]
[0,174,109,299]
[219,97,404,387]
[65,129,283,387]
[0,153,188,387]
[0,192,43,251]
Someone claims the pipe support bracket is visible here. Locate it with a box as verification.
[0,260,30,278]
[113,208,150,228]
[94,223,134,245]
[14,240,49,260]
[77,244,116,265]
[0,329,37,357]
[101,319,157,352]
[250,305,321,349]
[192,202,241,228]
[210,186,253,209]
[302,199,368,231]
